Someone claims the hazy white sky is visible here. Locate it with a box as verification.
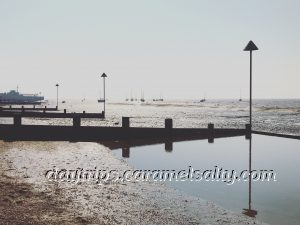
[0,0,299,100]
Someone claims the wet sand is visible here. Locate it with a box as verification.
[0,141,268,225]
[0,174,88,225]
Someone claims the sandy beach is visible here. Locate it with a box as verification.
[0,140,268,225]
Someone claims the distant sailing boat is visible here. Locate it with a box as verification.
[239,90,242,101]
[200,93,206,102]
[159,92,164,101]
[153,93,163,101]
[125,93,129,101]
[130,91,134,102]
[140,90,145,102]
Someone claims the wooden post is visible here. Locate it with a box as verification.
[122,117,130,128]
[14,115,21,126]
[165,141,173,152]
[165,118,173,130]
[208,123,214,133]
[246,124,251,132]
[73,117,81,127]
[245,124,251,140]
[122,147,130,158]
[208,123,214,143]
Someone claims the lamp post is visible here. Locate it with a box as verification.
[101,73,107,117]
[243,40,258,129]
[55,83,59,109]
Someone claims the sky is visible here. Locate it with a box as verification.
[0,0,299,100]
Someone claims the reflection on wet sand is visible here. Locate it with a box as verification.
[105,133,259,219]
[97,133,246,158]
[243,134,258,218]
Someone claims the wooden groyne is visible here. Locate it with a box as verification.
[0,111,298,142]
[0,124,247,142]
[0,114,248,142]
[0,101,42,105]
[0,106,58,112]
[0,110,104,119]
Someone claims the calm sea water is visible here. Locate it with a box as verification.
[112,134,300,225]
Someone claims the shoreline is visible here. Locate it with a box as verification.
[0,140,268,225]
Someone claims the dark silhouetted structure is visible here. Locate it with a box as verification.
[55,84,59,109]
[244,40,258,130]
[98,73,107,117]
[0,116,247,142]
[242,135,258,218]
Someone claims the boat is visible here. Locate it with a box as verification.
[130,90,134,102]
[0,90,44,105]
[62,100,66,104]
[153,93,163,102]
[199,93,206,102]
[140,90,145,102]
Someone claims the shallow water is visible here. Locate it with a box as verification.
[112,134,300,225]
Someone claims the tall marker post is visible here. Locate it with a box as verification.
[243,40,258,129]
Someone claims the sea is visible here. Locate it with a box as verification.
[0,99,300,225]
